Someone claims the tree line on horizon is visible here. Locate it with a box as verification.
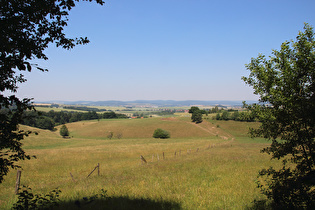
[21,110,128,130]
[189,106,255,123]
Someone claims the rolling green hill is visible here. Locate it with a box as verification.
[0,117,273,209]
[65,117,233,139]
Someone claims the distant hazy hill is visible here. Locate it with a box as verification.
[35,100,257,107]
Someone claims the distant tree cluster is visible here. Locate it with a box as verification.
[207,106,240,114]
[215,110,255,122]
[208,106,224,113]
[141,110,173,117]
[34,104,59,108]
[34,105,50,108]
[152,110,175,116]
[21,110,128,130]
[132,112,149,118]
[63,106,107,112]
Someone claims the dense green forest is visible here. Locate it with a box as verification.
[21,110,128,130]
[214,110,255,122]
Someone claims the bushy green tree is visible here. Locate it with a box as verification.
[238,111,254,122]
[188,106,200,114]
[209,106,220,113]
[189,106,203,123]
[191,111,203,123]
[153,128,170,139]
[243,23,315,208]
[231,111,240,120]
[0,0,104,183]
[59,125,69,138]
[215,113,221,120]
[221,111,230,121]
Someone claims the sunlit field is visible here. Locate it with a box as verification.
[0,116,278,209]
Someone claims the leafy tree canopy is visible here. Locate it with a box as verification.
[0,0,104,183]
[188,106,200,114]
[153,128,170,139]
[243,23,315,208]
[189,106,204,123]
[191,111,203,124]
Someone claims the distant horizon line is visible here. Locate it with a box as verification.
[33,99,259,107]
[34,99,258,103]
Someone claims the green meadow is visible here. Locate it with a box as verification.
[0,116,279,209]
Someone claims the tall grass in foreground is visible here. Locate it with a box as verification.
[0,119,278,209]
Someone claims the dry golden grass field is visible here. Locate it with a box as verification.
[0,116,278,209]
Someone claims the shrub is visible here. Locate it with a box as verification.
[12,186,108,209]
[116,132,123,139]
[59,124,69,138]
[107,131,114,139]
[13,186,61,209]
[153,128,170,139]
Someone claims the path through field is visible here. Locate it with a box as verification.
[161,117,234,139]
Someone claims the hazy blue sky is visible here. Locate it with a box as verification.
[16,0,315,102]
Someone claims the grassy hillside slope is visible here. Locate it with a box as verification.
[66,117,233,139]
[0,117,275,209]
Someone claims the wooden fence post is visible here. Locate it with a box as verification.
[163,152,165,160]
[87,164,99,178]
[140,155,147,164]
[70,172,75,182]
[15,170,21,194]
[98,163,100,176]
